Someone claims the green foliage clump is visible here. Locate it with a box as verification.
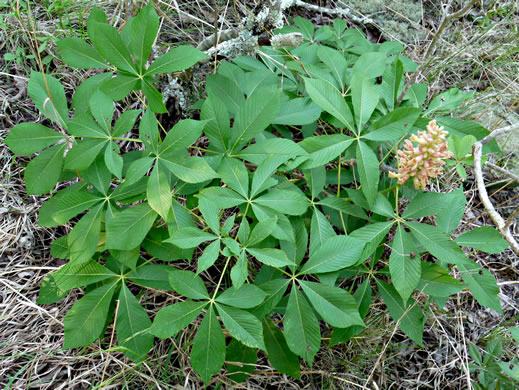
[4,4,513,386]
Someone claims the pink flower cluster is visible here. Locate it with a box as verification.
[389,120,453,190]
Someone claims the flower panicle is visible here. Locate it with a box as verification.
[389,120,453,190]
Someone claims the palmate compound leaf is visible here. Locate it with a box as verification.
[215,303,265,349]
[376,279,424,347]
[191,305,226,384]
[116,284,154,362]
[64,279,118,349]
[284,286,321,364]
[151,300,207,339]
[299,280,364,328]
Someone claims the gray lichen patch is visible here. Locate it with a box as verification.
[346,0,424,43]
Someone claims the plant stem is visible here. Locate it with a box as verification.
[211,256,232,300]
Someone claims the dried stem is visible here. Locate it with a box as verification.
[472,125,519,255]
[397,0,478,104]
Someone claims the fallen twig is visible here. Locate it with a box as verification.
[472,125,519,255]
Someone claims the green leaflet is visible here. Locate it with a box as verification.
[376,279,424,346]
[299,235,364,274]
[64,279,118,349]
[406,221,468,266]
[216,284,268,309]
[417,262,463,297]
[146,46,207,75]
[246,247,295,267]
[5,123,64,156]
[68,203,104,264]
[355,140,379,207]
[57,37,109,69]
[262,319,301,379]
[106,203,157,250]
[90,22,137,74]
[455,226,509,254]
[147,164,171,220]
[226,340,257,383]
[191,305,226,383]
[169,270,210,300]
[167,227,218,248]
[216,303,265,349]
[28,71,69,127]
[218,158,249,198]
[389,224,421,304]
[458,261,502,313]
[116,284,154,362]
[25,143,66,195]
[284,286,321,364]
[299,280,364,328]
[351,72,379,133]
[159,119,206,156]
[160,155,218,184]
[151,300,207,339]
[304,77,354,130]
[201,94,231,152]
[229,87,281,152]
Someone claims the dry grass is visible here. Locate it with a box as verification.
[1,0,518,388]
